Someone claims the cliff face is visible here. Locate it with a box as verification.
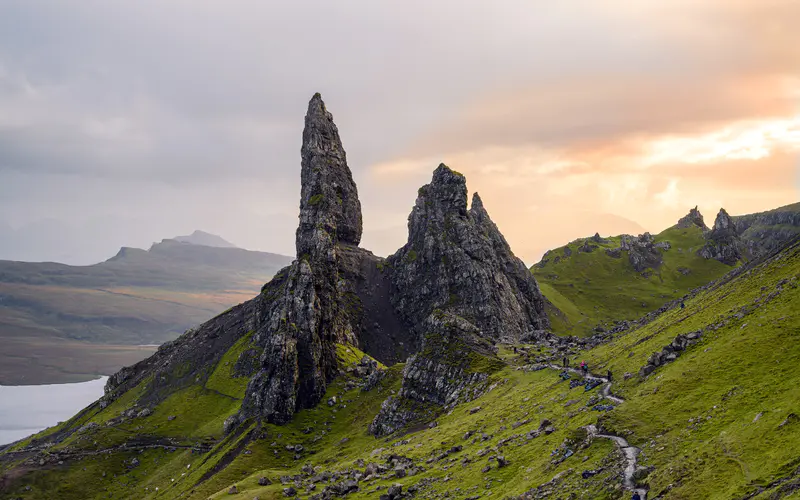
[388,164,548,343]
[734,203,800,258]
[236,94,364,425]
[369,165,549,435]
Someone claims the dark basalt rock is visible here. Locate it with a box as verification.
[235,95,363,425]
[335,245,415,364]
[676,206,709,230]
[387,164,548,343]
[698,208,744,265]
[297,92,362,251]
[619,232,663,272]
[369,311,502,436]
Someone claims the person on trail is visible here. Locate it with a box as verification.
[607,369,612,382]
[563,356,568,368]
[580,361,588,376]
[680,301,685,309]
[513,346,517,354]
[632,492,642,500]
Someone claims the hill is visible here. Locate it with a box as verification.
[1,94,798,500]
[0,239,291,384]
[173,230,238,248]
[533,203,800,337]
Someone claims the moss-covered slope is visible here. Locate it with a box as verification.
[533,225,732,336]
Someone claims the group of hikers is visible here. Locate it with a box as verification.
[562,356,612,381]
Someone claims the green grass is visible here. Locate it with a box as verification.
[205,331,259,399]
[533,226,732,336]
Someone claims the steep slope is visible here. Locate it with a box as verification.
[533,214,731,336]
[0,240,291,384]
[533,204,800,338]
[734,202,800,257]
[2,238,796,500]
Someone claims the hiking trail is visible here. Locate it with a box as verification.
[544,363,649,499]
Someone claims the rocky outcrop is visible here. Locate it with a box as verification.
[369,165,549,435]
[676,206,708,230]
[297,93,362,251]
[734,203,800,258]
[103,96,549,434]
[369,311,502,436]
[698,208,744,265]
[639,331,704,377]
[104,290,268,406]
[387,164,548,343]
[619,233,663,272]
[235,94,365,425]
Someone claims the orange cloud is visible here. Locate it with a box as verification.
[365,1,800,264]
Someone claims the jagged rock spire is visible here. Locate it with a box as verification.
[237,94,362,425]
[297,93,362,257]
[698,208,743,265]
[677,206,708,230]
[389,163,548,342]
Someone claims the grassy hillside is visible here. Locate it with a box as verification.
[533,226,732,336]
[0,240,291,384]
[3,238,798,499]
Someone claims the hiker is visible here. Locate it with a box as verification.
[580,361,588,376]
[632,492,642,500]
[607,369,612,382]
[513,346,517,354]
[563,356,568,368]
[680,301,685,309]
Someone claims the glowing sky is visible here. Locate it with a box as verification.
[0,0,798,264]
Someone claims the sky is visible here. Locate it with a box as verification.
[0,1,798,265]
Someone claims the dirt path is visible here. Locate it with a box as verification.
[543,363,648,499]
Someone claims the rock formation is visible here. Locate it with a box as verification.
[734,203,800,258]
[387,164,548,342]
[369,311,502,436]
[236,94,366,424]
[370,165,549,435]
[104,96,550,435]
[676,206,708,230]
[619,233,663,273]
[698,208,743,265]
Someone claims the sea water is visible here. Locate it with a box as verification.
[0,376,108,446]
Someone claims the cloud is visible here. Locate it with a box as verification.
[0,0,797,265]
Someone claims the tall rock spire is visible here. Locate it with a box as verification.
[297,93,362,257]
[236,94,361,425]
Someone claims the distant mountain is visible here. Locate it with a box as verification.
[0,241,292,384]
[173,230,237,248]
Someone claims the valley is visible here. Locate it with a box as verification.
[0,238,291,384]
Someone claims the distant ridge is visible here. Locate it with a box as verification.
[173,230,237,248]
